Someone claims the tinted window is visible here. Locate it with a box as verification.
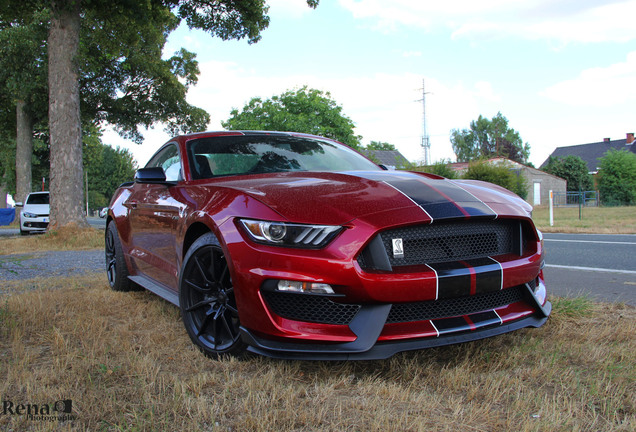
[146,144,182,182]
[187,135,381,178]
[26,193,49,205]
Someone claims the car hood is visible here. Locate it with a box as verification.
[22,204,50,215]
[212,171,531,226]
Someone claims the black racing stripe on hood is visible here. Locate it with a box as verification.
[348,171,497,220]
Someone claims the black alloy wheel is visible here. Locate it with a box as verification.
[179,233,245,358]
[105,222,134,291]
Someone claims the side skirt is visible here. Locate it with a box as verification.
[128,275,180,306]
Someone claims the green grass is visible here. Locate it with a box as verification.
[532,205,636,233]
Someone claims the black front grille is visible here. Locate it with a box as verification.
[387,284,527,323]
[262,291,361,325]
[359,220,522,270]
[25,222,49,228]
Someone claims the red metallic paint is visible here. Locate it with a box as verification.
[109,131,548,354]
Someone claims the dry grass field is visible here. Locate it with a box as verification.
[0,226,103,255]
[1,274,634,431]
[0,209,634,430]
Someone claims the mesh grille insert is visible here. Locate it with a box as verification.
[387,284,527,323]
[262,291,361,325]
[359,220,521,270]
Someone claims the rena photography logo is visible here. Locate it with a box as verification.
[2,399,77,422]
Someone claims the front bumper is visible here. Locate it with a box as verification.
[20,216,49,232]
[222,213,548,359]
[240,282,551,360]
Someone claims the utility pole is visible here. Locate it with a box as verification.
[417,78,431,165]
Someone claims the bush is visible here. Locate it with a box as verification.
[410,160,457,179]
[597,149,636,206]
[462,160,527,199]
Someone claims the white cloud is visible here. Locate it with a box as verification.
[104,63,505,165]
[541,51,636,107]
[338,0,636,44]
[183,63,508,164]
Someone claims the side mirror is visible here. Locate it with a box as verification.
[134,167,176,185]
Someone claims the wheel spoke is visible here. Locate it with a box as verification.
[185,298,216,312]
[185,278,211,294]
[219,264,229,287]
[221,313,234,339]
[193,255,212,285]
[225,304,239,315]
[196,311,214,337]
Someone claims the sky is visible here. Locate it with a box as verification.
[105,0,636,168]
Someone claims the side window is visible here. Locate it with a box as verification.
[146,144,182,182]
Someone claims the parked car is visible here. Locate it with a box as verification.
[19,191,50,235]
[99,207,108,218]
[106,131,550,360]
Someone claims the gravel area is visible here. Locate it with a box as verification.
[0,250,104,281]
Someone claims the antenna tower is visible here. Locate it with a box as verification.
[418,78,431,165]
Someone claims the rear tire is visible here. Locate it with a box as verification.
[105,222,135,292]
[179,232,246,359]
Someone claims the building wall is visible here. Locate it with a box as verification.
[520,167,567,206]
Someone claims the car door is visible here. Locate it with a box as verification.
[125,143,184,290]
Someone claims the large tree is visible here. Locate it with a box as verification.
[451,112,530,164]
[542,155,593,192]
[1,0,319,229]
[0,12,49,205]
[223,86,361,149]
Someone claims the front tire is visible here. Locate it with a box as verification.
[179,232,245,358]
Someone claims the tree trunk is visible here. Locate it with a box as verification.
[0,183,6,209]
[48,1,88,229]
[15,100,33,205]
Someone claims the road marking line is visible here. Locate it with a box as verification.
[545,264,636,275]
[544,239,636,245]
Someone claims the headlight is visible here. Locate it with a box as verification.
[239,219,342,248]
[22,212,37,218]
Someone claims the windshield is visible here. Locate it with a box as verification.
[187,134,381,179]
[26,193,49,205]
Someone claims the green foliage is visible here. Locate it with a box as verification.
[78,8,210,143]
[412,160,458,179]
[366,141,396,151]
[542,155,593,192]
[222,86,362,149]
[462,160,527,199]
[83,130,137,210]
[451,112,530,163]
[597,149,636,206]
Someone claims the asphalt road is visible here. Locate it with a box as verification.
[543,233,636,306]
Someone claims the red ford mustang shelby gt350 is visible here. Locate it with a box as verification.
[105,131,550,360]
